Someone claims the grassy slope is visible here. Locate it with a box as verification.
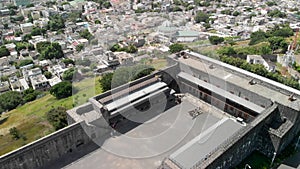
[0,77,102,155]
[148,58,168,70]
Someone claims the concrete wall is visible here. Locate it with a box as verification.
[198,104,278,169]
[274,103,300,153]
[0,122,91,169]
[187,98,298,169]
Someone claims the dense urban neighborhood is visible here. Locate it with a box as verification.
[1,0,300,169]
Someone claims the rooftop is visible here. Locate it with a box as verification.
[176,30,200,37]
[170,118,243,169]
[63,96,239,169]
[175,51,300,110]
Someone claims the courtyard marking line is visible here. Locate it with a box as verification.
[170,117,228,158]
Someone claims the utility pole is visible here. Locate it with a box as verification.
[271,152,277,166]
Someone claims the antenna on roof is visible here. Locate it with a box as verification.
[288,93,296,101]
[248,78,256,85]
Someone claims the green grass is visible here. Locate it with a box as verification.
[0,77,102,155]
[191,45,221,60]
[142,58,168,70]
[185,40,211,47]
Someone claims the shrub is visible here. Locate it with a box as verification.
[50,81,73,99]
[46,107,67,130]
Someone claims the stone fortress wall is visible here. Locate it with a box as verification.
[0,122,91,169]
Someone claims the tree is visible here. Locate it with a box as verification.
[9,127,21,140]
[36,41,51,53]
[169,43,185,53]
[3,23,8,29]
[62,68,76,81]
[266,1,276,6]
[99,65,155,92]
[47,14,65,31]
[22,34,32,41]
[260,46,272,55]
[7,5,18,10]
[89,0,111,9]
[79,29,93,40]
[103,1,112,8]
[9,9,16,16]
[217,46,236,56]
[23,88,40,102]
[40,42,64,60]
[220,56,300,90]
[0,91,23,112]
[95,20,101,24]
[15,42,34,52]
[50,81,73,99]
[14,31,23,37]
[194,11,209,23]
[110,43,138,53]
[18,59,33,67]
[28,14,33,23]
[268,36,287,51]
[67,11,82,22]
[62,58,75,65]
[209,36,224,45]
[203,23,211,29]
[132,65,155,80]
[31,27,46,36]
[10,15,24,22]
[23,93,36,102]
[232,11,240,16]
[46,107,68,130]
[99,72,113,92]
[61,1,70,5]
[268,9,286,18]
[270,25,293,37]
[125,45,138,53]
[172,6,182,12]
[110,44,121,52]
[0,46,10,57]
[221,9,232,15]
[44,71,52,79]
[0,76,8,81]
[76,44,84,52]
[15,42,27,52]
[249,30,267,45]
[26,3,34,7]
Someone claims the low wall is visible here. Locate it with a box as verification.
[0,122,91,169]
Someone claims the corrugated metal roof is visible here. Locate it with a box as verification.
[106,81,167,111]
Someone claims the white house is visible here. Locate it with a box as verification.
[246,55,276,72]
[20,22,34,33]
